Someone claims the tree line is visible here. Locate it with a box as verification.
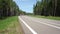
[33,0,60,16]
[0,0,23,19]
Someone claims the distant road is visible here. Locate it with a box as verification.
[18,15,60,34]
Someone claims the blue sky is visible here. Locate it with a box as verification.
[13,0,37,13]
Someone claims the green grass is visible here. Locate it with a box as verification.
[0,16,17,30]
[0,16,24,34]
[29,15,60,20]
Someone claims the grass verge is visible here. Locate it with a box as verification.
[28,15,60,20]
[0,16,24,34]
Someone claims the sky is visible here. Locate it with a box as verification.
[13,0,37,13]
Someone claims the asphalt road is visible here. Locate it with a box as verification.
[18,15,60,34]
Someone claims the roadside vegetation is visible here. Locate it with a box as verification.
[30,0,60,20]
[33,0,60,17]
[29,15,60,20]
[0,0,25,34]
[0,0,25,19]
[0,16,24,34]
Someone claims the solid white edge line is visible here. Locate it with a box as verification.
[18,16,37,34]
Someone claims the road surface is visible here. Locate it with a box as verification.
[18,15,60,34]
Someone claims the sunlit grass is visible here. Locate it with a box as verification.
[0,16,24,34]
[29,15,60,20]
[0,16,17,30]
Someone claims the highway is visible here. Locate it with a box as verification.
[18,15,60,34]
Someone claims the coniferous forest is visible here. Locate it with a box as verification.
[0,0,24,19]
[33,0,60,16]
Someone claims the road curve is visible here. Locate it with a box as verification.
[18,15,60,34]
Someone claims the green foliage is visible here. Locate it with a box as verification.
[0,0,21,19]
[33,0,60,16]
[29,15,60,20]
[0,16,17,30]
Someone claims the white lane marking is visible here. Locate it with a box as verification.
[26,16,60,29]
[35,20,60,29]
[18,16,37,34]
